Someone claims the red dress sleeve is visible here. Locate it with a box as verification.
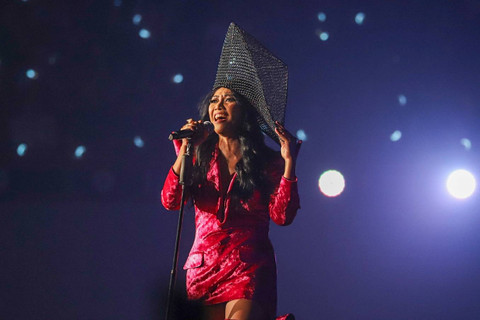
[268,158,301,226]
[161,167,184,211]
[160,140,190,211]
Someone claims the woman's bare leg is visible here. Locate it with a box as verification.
[225,299,266,320]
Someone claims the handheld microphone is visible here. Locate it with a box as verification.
[168,121,214,140]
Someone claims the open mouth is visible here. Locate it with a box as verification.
[214,113,227,122]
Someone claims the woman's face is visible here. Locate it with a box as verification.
[208,87,242,136]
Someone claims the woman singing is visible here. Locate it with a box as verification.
[161,23,301,320]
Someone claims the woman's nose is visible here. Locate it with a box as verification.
[214,100,225,110]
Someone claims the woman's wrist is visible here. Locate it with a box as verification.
[283,158,296,180]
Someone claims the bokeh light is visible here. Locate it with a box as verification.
[17,143,27,156]
[390,130,402,142]
[317,12,327,22]
[134,136,144,148]
[113,0,122,7]
[355,12,366,25]
[173,74,184,84]
[319,170,345,197]
[446,169,476,199]
[460,138,471,151]
[319,32,329,41]
[75,145,86,159]
[398,94,407,106]
[296,129,307,141]
[132,14,142,25]
[26,69,38,79]
[139,29,151,39]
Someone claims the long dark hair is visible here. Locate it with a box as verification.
[191,88,276,202]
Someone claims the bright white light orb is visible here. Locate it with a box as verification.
[139,29,151,39]
[134,136,144,148]
[296,129,307,141]
[460,138,471,151]
[446,169,476,199]
[319,170,345,197]
[319,32,329,41]
[390,130,402,142]
[398,94,407,106]
[133,14,142,25]
[173,74,184,84]
[17,143,27,156]
[355,12,365,25]
[26,69,37,79]
[317,12,327,22]
[75,145,86,158]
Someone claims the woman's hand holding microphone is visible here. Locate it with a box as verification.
[177,119,212,148]
[171,119,213,175]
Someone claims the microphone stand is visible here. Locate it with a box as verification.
[165,140,193,320]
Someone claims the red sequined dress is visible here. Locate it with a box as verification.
[161,142,300,318]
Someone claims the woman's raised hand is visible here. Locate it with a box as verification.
[274,121,302,163]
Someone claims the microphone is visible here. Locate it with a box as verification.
[168,121,214,140]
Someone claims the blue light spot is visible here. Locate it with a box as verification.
[17,143,27,156]
[317,12,327,22]
[461,138,472,150]
[390,130,402,142]
[75,146,86,158]
[296,129,307,141]
[398,94,407,106]
[139,29,151,39]
[319,32,329,41]
[26,69,37,79]
[355,12,365,25]
[173,74,184,84]
[134,136,144,148]
[113,0,122,7]
[132,14,142,25]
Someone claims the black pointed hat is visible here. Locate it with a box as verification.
[213,22,288,144]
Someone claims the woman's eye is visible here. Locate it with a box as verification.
[210,99,218,103]
[226,97,236,102]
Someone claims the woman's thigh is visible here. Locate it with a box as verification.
[225,299,267,320]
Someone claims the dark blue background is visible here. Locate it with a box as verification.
[1,0,479,319]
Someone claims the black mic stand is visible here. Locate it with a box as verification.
[165,140,193,320]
